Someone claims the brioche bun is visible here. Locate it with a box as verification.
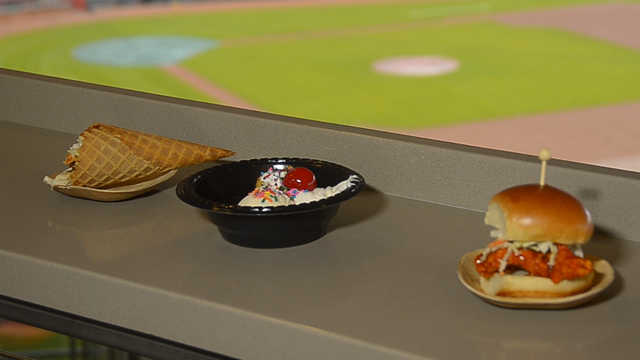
[480,271,595,298]
[484,184,593,245]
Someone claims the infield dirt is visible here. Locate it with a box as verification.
[399,3,640,172]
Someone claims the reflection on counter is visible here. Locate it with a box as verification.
[0,319,152,360]
[445,300,615,360]
[45,191,210,264]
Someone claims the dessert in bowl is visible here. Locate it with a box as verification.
[176,158,366,248]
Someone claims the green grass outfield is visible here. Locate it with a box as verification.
[1,0,640,129]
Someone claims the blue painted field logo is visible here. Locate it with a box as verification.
[372,56,460,77]
[73,36,218,67]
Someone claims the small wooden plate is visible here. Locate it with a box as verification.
[51,170,178,202]
[458,249,615,309]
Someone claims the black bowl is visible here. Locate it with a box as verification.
[176,158,366,248]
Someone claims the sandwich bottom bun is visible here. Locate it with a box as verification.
[480,272,595,298]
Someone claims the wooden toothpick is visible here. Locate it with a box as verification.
[538,148,551,186]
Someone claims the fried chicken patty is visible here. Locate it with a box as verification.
[475,244,593,284]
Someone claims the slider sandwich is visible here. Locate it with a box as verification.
[475,184,595,297]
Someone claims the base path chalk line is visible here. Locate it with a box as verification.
[161,64,260,111]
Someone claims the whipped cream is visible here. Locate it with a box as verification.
[238,166,356,207]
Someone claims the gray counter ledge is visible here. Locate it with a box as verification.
[1,68,640,360]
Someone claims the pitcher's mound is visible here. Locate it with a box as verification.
[372,56,459,77]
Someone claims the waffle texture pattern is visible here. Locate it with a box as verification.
[64,123,235,188]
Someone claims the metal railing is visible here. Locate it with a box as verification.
[0,349,35,360]
[0,319,152,360]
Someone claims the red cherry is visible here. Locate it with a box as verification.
[284,167,317,191]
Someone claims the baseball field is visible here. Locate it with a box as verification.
[1,0,640,170]
[1,0,639,127]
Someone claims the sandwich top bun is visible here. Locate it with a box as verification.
[484,184,593,245]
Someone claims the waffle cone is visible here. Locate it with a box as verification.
[45,123,235,189]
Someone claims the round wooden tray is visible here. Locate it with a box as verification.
[458,249,615,309]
